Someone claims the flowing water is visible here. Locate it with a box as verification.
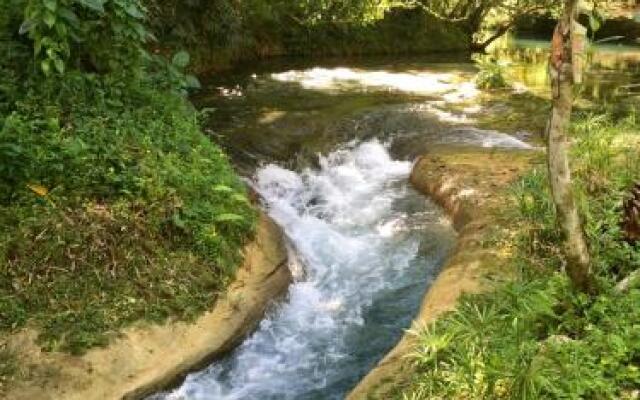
[152,39,640,400]
[157,140,455,400]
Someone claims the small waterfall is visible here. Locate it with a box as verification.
[154,140,454,400]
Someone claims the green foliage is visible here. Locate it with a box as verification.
[0,73,256,354]
[501,111,640,285]
[266,0,385,25]
[0,1,26,39]
[418,0,560,31]
[474,55,510,90]
[571,113,640,279]
[144,1,468,71]
[282,7,469,57]
[402,113,640,399]
[146,0,245,50]
[0,0,254,361]
[149,50,201,95]
[509,168,563,274]
[20,0,151,75]
[405,278,640,399]
[0,1,30,116]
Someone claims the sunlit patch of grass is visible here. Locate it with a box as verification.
[474,55,510,90]
[403,277,640,399]
[401,113,640,399]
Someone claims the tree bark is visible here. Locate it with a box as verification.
[470,23,512,52]
[546,0,593,293]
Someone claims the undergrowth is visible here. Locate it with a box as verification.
[474,55,510,90]
[0,7,256,357]
[401,112,640,399]
[148,4,469,71]
[0,74,257,354]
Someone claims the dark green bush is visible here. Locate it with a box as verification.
[0,74,256,353]
[20,0,152,75]
[144,2,470,71]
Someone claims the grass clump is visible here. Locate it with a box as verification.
[474,55,511,90]
[405,280,640,399]
[401,113,640,399]
[0,68,256,354]
[0,345,18,395]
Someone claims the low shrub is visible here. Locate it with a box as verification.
[474,55,510,90]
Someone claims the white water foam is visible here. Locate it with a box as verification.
[156,141,443,400]
[271,67,478,99]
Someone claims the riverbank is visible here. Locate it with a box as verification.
[2,213,290,400]
[515,9,640,44]
[0,78,258,348]
[348,146,542,399]
[355,113,640,399]
[1,9,264,391]
[149,6,470,73]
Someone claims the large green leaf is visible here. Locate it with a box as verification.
[41,59,51,75]
[172,51,190,69]
[43,12,57,28]
[74,0,106,13]
[53,58,65,74]
[57,7,80,26]
[44,0,58,12]
[124,4,144,19]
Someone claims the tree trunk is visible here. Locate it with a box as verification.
[470,23,512,52]
[546,0,593,292]
[622,181,640,242]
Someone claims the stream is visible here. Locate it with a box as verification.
[159,140,455,400]
[152,38,640,400]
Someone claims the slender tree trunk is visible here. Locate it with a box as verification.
[546,0,593,292]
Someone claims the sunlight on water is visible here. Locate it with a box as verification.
[445,127,533,149]
[271,67,478,99]
[489,35,640,100]
[153,141,454,400]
